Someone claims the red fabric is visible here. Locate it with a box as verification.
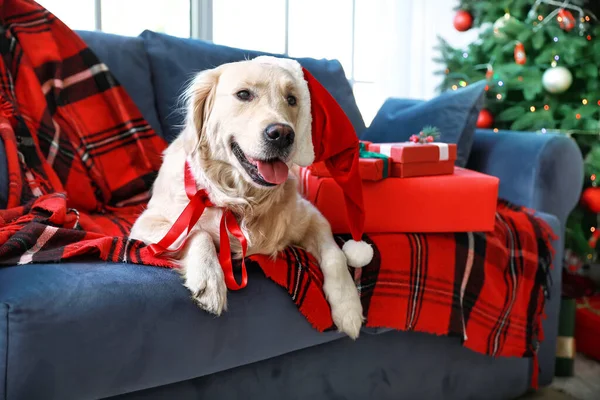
[298,166,500,233]
[0,1,556,389]
[309,159,390,181]
[302,67,365,243]
[368,142,457,163]
[575,295,600,361]
[0,0,169,266]
[252,201,556,389]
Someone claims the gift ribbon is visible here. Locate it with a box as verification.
[431,143,450,161]
[359,142,390,178]
[148,160,248,291]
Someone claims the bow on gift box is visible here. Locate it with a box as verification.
[409,126,441,144]
[359,142,390,178]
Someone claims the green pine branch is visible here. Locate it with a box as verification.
[440,0,600,261]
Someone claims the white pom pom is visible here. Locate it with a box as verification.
[342,240,374,268]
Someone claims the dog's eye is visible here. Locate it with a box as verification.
[287,95,297,106]
[236,90,253,101]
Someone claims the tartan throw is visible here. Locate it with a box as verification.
[0,0,556,388]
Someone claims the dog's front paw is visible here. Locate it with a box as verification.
[184,264,228,316]
[325,280,364,340]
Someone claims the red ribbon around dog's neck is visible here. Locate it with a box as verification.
[148,161,248,290]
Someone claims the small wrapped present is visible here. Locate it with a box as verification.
[297,166,499,233]
[367,129,458,178]
[308,142,391,181]
[575,294,600,362]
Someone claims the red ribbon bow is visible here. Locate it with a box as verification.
[148,161,248,290]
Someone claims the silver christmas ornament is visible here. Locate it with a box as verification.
[542,66,573,93]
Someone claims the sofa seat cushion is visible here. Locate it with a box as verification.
[0,262,343,400]
[75,30,163,138]
[139,30,366,143]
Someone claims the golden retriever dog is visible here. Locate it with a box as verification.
[129,56,364,339]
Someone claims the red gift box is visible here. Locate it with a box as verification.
[308,158,391,181]
[368,142,458,178]
[575,295,600,361]
[297,166,499,233]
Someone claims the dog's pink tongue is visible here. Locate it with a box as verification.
[257,160,289,184]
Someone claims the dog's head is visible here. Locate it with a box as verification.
[181,56,314,188]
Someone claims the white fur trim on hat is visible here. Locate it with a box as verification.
[342,240,374,268]
[251,55,315,167]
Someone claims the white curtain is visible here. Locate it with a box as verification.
[369,0,479,109]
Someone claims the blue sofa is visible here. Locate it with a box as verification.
[0,30,584,400]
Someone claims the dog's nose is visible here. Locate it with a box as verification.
[264,123,295,149]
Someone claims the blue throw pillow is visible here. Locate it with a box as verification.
[75,30,163,138]
[139,30,366,143]
[360,80,487,167]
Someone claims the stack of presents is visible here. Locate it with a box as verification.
[296,127,499,234]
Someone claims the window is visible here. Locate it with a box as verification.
[36,0,96,31]
[37,0,190,37]
[36,0,381,125]
[211,0,382,125]
[101,0,190,38]
[212,0,286,54]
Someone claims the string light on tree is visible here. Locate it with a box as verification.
[493,13,512,38]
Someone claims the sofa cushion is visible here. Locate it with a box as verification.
[360,81,487,167]
[139,30,366,143]
[75,30,163,138]
[0,262,343,400]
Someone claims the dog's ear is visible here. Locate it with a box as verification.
[182,67,221,155]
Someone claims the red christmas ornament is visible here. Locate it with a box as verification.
[580,187,600,213]
[476,109,494,129]
[453,10,473,32]
[558,9,576,31]
[514,42,526,65]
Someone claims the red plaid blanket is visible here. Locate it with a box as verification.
[1,0,555,388]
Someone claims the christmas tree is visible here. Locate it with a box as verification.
[436,0,600,273]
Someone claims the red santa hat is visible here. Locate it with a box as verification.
[252,56,373,268]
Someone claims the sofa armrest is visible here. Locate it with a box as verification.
[533,211,563,386]
[467,129,584,225]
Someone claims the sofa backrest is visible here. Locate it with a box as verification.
[76,30,366,143]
